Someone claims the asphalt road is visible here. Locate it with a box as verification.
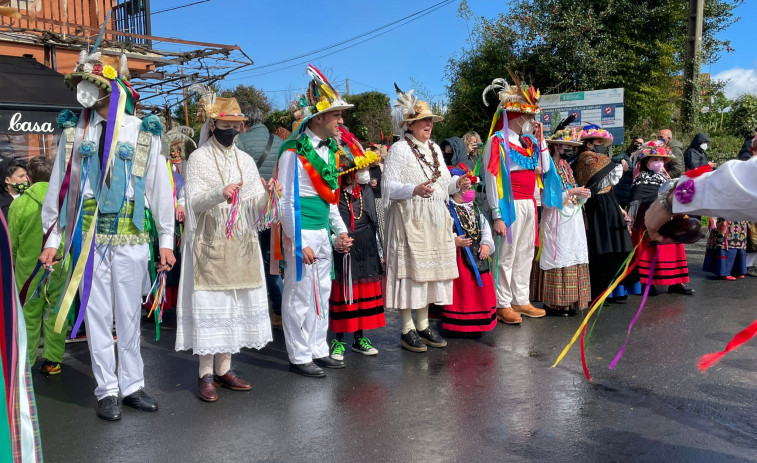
[33,242,757,462]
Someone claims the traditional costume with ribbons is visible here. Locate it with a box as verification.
[480,75,563,316]
[40,50,174,402]
[530,128,591,314]
[278,66,351,366]
[175,90,273,390]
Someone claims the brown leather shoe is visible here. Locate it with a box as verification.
[512,303,546,318]
[198,374,218,402]
[270,313,283,329]
[213,370,251,391]
[496,307,522,325]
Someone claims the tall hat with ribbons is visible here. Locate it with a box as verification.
[290,65,354,126]
[482,69,541,135]
[391,83,443,136]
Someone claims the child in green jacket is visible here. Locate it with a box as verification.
[8,156,69,374]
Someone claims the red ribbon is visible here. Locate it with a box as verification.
[698,318,757,371]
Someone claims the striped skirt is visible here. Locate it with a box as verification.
[329,279,386,334]
[531,263,591,309]
[638,243,690,285]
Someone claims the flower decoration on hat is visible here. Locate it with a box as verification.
[637,140,672,162]
[579,124,614,146]
[291,65,353,121]
[547,128,582,146]
[64,50,140,115]
[189,84,248,122]
[102,65,118,80]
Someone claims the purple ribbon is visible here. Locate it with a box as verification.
[609,247,659,369]
[674,179,695,204]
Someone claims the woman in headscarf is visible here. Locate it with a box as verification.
[383,85,469,352]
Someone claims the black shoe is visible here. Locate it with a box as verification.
[289,362,326,378]
[668,283,695,295]
[647,285,658,296]
[566,308,578,317]
[417,326,447,348]
[747,266,757,277]
[544,305,570,317]
[122,389,158,412]
[96,396,121,421]
[400,330,427,353]
[313,356,346,369]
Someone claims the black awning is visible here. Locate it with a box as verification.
[0,55,79,110]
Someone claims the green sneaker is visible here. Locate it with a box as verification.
[352,336,379,356]
[330,339,347,361]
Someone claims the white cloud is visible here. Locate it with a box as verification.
[712,68,757,99]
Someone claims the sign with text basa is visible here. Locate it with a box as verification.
[539,88,624,145]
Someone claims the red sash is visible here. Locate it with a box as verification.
[298,154,338,204]
[510,170,539,246]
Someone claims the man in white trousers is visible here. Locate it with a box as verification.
[278,65,353,377]
[40,52,175,421]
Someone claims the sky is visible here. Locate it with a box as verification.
[150,0,757,108]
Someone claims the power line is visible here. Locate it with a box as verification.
[153,0,210,15]
[224,0,453,82]
[226,0,454,80]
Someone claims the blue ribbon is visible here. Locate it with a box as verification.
[294,154,303,281]
[541,155,565,211]
[448,201,483,288]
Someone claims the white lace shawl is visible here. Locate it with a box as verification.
[183,140,268,242]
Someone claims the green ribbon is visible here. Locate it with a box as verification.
[281,135,339,189]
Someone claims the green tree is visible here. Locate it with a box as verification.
[444,0,742,140]
[264,108,295,134]
[220,84,272,116]
[343,91,392,143]
[728,94,757,138]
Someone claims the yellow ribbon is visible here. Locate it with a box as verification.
[54,89,126,333]
[551,239,643,368]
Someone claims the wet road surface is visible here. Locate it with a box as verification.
[33,242,757,462]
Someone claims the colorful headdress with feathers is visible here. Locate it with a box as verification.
[482,69,541,117]
[291,65,353,121]
[337,126,379,178]
[391,83,443,135]
[547,128,583,147]
[64,50,139,115]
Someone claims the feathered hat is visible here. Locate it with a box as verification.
[64,50,140,114]
[391,83,443,135]
[337,126,379,178]
[483,69,541,132]
[579,124,614,146]
[190,84,247,122]
[547,128,582,147]
[291,65,353,121]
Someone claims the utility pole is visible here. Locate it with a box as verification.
[682,0,704,132]
[181,68,190,127]
[345,78,350,96]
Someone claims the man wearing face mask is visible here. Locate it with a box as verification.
[657,129,684,178]
[40,51,175,421]
[684,132,716,171]
[481,76,565,325]
[277,65,354,377]
[0,158,28,220]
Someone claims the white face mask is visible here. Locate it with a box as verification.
[76,80,106,108]
[355,169,370,185]
[520,120,534,135]
[700,143,708,151]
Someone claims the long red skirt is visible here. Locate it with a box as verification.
[440,251,497,333]
[329,279,385,334]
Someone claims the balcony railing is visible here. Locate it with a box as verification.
[0,0,151,45]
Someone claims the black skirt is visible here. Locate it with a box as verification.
[584,190,637,298]
[333,224,383,282]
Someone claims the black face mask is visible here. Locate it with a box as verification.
[212,127,239,147]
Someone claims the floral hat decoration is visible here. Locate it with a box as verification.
[637,140,672,163]
[483,69,542,117]
[64,50,140,115]
[579,124,614,146]
[547,128,583,147]
[291,64,354,121]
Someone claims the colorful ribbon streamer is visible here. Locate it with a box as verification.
[226,189,241,239]
[698,318,757,371]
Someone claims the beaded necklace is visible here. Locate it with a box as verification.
[454,202,480,241]
[345,186,364,221]
[405,136,441,182]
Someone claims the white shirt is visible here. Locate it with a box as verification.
[279,128,348,239]
[42,111,175,250]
